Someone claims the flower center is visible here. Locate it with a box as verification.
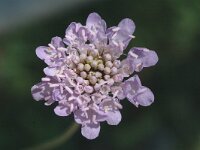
[69,50,121,90]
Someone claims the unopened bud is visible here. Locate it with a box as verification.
[105,61,113,68]
[77,63,84,71]
[103,53,112,61]
[84,64,91,72]
[98,64,104,71]
[104,67,111,74]
[80,71,87,79]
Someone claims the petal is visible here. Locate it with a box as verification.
[35,46,50,60]
[143,50,158,67]
[106,110,122,125]
[106,19,135,53]
[86,13,107,45]
[74,109,89,124]
[77,27,89,42]
[123,75,142,96]
[31,85,44,101]
[105,44,123,59]
[43,67,57,76]
[81,123,100,140]
[54,105,70,116]
[135,87,154,106]
[109,30,131,47]
[118,18,135,35]
[86,12,106,32]
[64,22,81,45]
[111,86,126,100]
[120,57,135,77]
[128,47,158,71]
[51,36,64,48]
[64,22,89,46]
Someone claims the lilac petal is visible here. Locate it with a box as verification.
[81,123,100,139]
[110,30,131,47]
[111,86,125,100]
[31,81,56,104]
[77,26,89,42]
[118,18,135,35]
[106,110,122,125]
[86,13,107,45]
[86,12,106,32]
[135,87,154,106]
[123,75,142,96]
[74,110,87,124]
[123,75,155,107]
[142,51,158,67]
[120,57,135,77]
[106,19,135,54]
[54,105,70,116]
[64,22,90,46]
[105,45,123,59]
[36,46,50,60]
[64,22,82,45]
[43,67,57,76]
[51,36,64,48]
[31,85,44,101]
[128,47,158,71]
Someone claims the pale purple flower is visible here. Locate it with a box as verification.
[31,12,158,139]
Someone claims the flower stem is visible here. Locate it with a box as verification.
[25,123,79,150]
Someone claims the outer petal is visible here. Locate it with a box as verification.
[128,47,158,72]
[51,36,64,48]
[74,108,107,125]
[118,18,135,35]
[31,81,55,105]
[111,86,126,100]
[106,19,135,57]
[81,123,100,140]
[86,13,107,45]
[31,76,65,105]
[36,37,65,66]
[64,22,88,46]
[134,87,154,106]
[120,57,135,77]
[123,75,155,107]
[36,46,50,60]
[43,67,57,76]
[106,110,122,125]
[31,85,44,101]
[122,75,141,96]
[54,105,71,116]
[86,12,106,32]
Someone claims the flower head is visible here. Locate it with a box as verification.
[31,12,158,139]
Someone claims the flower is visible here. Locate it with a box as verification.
[31,12,158,139]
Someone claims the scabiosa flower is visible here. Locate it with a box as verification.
[31,12,158,139]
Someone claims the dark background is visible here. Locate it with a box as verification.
[0,0,200,149]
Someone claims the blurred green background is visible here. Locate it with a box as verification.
[0,0,200,149]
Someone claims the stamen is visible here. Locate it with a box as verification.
[112,27,120,32]
[129,35,135,38]
[48,44,55,49]
[129,51,138,58]
[60,85,64,94]
[70,104,74,112]
[92,115,98,124]
[57,47,68,51]
[114,101,123,109]
[49,83,60,88]
[42,77,50,82]
[44,96,51,100]
[64,86,73,94]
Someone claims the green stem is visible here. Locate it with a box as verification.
[25,123,79,150]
